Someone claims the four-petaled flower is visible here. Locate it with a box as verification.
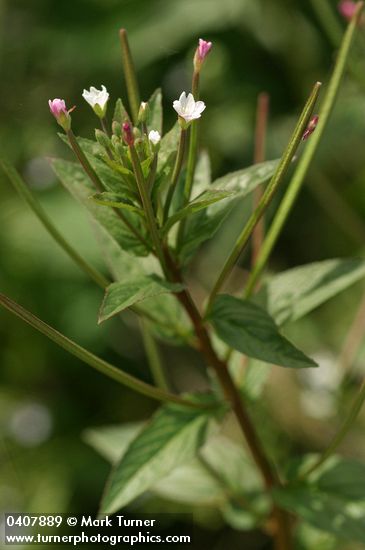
[148,130,161,146]
[48,98,72,131]
[173,92,206,128]
[338,1,357,21]
[82,85,109,118]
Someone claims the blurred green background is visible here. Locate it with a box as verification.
[1,0,365,548]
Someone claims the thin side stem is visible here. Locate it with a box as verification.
[206,81,322,313]
[0,293,209,409]
[301,379,365,479]
[140,318,170,391]
[119,28,141,124]
[66,129,152,252]
[243,4,363,299]
[129,145,169,275]
[0,158,110,289]
[251,92,270,268]
[177,72,200,248]
[183,71,200,202]
[163,128,187,222]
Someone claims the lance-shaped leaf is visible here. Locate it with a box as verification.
[99,275,184,323]
[84,422,226,507]
[162,189,235,234]
[148,88,163,135]
[273,456,365,543]
[208,295,317,369]
[90,192,144,216]
[179,159,279,262]
[257,258,365,326]
[100,398,218,514]
[52,158,151,256]
[113,98,129,123]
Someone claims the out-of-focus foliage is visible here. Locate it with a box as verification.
[1,0,365,548]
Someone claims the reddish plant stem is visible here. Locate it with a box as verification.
[164,251,292,548]
[164,254,274,483]
[251,92,270,268]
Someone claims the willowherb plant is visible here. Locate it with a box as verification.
[1,3,365,548]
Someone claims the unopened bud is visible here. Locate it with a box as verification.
[95,129,111,149]
[302,115,319,141]
[338,1,357,21]
[193,38,212,72]
[48,98,73,131]
[122,122,135,146]
[138,101,150,124]
[112,121,122,137]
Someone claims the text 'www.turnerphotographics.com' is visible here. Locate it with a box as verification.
[4,513,193,546]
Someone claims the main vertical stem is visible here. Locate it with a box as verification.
[164,251,292,548]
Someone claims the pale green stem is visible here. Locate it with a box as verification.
[0,292,210,409]
[129,144,169,275]
[163,128,187,222]
[140,318,170,391]
[243,4,363,299]
[66,129,151,251]
[183,71,200,202]
[205,81,322,314]
[119,28,141,124]
[301,380,365,479]
[0,158,110,289]
[177,73,200,248]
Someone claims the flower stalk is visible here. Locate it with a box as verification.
[206,81,322,313]
[163,128,187,222]
[243,2,363,299]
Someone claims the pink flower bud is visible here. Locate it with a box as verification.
[122,122,135,146]
[48,98,72,131]
[193,38,212,71]
[302,115,319,141]
[338,1,357,21]
[48,99,67,118]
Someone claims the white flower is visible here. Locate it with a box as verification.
[148,130,161,146]
[173,92,206,126]
[82,85,109,117]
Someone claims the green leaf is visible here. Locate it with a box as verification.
[257,258,365,326]
[208,295,317,369]
[113,98,129,123]
[273,487,365,544]
[99,275,184,323]
[179,159,279,263]
[90,192,144,216]
[274,455,365,543]
[59,133,135,196]
[52,158,150,257]
[84,422,226,506]
[148,88,163,135]
[83,423,144,463]
[157,122,179,170]
[162,189,235,234]
[100,398,217,514]
[191,150,212,199]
